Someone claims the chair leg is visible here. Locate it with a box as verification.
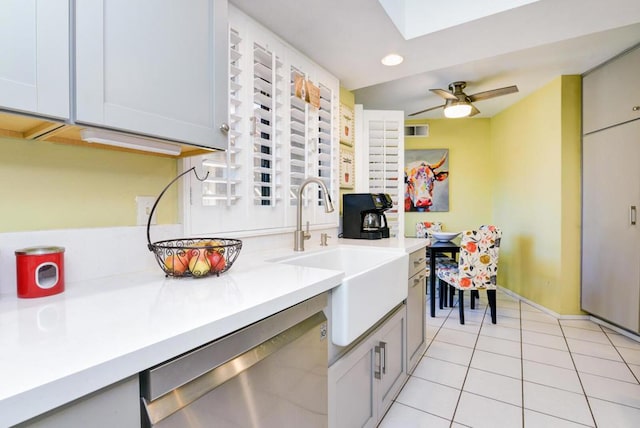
[442,280,448,307]
[449,284,455,307]
[470,290,475,309]
[458,289,465,325]
[487,289,497,324]
[471,290,479,301]
[438,279,445,309]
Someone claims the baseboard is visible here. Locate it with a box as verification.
[497,286,640,343]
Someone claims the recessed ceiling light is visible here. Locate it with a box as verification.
[381,53,404,66]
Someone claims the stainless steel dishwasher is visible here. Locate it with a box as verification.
[140,293,329,427]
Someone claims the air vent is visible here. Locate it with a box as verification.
[405,125,429,137]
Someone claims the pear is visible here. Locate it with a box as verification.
[188,253,211,277]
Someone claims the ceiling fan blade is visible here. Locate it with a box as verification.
[468,104,481,117]
[467,85,518,102]
[430,88,458,100]
[408,104,445,116]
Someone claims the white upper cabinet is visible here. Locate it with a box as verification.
[75,0,228,150]
[583,45,640,135]
[0,0,69,119]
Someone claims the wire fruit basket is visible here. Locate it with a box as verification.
[147,167,242,278]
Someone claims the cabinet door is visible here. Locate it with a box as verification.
[0,0,69,119]
[17,376,139,428]
[582,120,640,332]
[406,270,426,372]
[583,47,640,134]
[75,0,228,150]
[328,335,377,428]
[377,307,407,418]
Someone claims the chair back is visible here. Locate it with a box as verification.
[415,221,443,238]
[457,226,502,290]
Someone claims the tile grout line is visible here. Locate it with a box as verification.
[600,325,640,385]
[448,293,489,428]
[520,298,525,428]
[558,319,598,427]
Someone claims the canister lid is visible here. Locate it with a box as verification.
[15,246,65,255]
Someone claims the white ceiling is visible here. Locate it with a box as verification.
[229,0,640,118]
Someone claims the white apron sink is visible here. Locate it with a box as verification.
[274,246,408,346]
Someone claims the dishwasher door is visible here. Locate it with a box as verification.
[141,294,328,428]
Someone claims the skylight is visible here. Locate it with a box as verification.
[378,0,541,40]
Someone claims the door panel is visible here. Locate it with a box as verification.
[582,120,640,332]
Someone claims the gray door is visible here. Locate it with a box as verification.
[582,120,640,332]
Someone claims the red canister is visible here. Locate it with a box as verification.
[15,246,65,298]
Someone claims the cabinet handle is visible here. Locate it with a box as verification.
[631,206,637,225]
[413,257,425,265]
[633,106,640,111]
[379,341,387,375]
[374,345,382,379]
[412,274,425,288]
[219,123,230,134]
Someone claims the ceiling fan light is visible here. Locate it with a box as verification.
[444,102,472,118]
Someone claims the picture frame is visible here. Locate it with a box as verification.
[339,103,354,146]
[404,148,450,212]
[339,144,355,189]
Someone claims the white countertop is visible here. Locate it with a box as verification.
[0,237,426,426]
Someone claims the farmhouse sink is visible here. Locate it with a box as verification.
[274,246,408,346]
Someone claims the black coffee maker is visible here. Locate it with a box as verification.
[342,193,393,239]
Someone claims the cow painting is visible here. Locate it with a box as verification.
[404,151,449,212]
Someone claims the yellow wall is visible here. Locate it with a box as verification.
[0,137,178,233]
[403,118,494,236]
[339,87,356,210]
[491,75,582,314]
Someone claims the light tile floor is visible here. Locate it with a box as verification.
[379,289,640,428]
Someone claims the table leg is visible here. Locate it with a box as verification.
[430,251,437,317]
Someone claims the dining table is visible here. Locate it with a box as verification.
[427,238,461,317]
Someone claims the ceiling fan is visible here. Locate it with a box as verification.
[409,81,519,118]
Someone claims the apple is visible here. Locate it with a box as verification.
[163,252,189,275]
[188,252,211,277]
[207,251,227,273]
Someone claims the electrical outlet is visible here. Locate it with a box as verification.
[136,196,157,226]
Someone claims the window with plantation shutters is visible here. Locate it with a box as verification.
[184,5,338,237]
[357,109,405,237]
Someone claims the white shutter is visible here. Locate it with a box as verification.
[356,109,405,237]
[317,83,333,205]
[200,27,243,207]
[289,66,308,206]
[252,42,283,207]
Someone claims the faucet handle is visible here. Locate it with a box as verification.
[304,221,311,240]
[320,233,331,246]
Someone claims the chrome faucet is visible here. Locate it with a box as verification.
[294,177,335,251]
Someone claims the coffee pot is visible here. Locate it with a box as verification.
[342,193,392,239]
[362,212,383,231]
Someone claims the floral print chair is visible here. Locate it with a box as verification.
[435,226,502,324]
[416,221,456,308]
[415,221,443,239]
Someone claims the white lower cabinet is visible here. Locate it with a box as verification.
[406,249,427,372]
[16,376,140,428]
[328,305,407,428]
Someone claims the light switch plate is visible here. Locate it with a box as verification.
[136,196,157,226]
